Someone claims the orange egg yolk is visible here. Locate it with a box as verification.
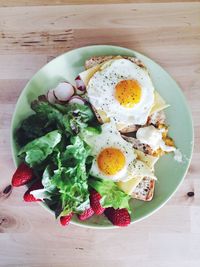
[115,79,142,108]
[97,147,126,175]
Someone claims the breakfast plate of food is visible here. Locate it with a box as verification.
[11,45,193,228]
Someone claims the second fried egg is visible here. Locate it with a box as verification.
[84,122,155,182]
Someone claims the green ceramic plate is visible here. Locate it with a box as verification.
[11,45,193,228]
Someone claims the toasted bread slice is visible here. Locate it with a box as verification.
[116,123,139,133]
[131,176,155,201]
[85,55,146,70]
[85,55,149,133]
[122,135,153,155]
[85,56,114,69]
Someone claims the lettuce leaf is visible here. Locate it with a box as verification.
[16,114,56,146]
[89,178,131,213]
[61,135,91,167]
[31,99,94,136]
[33,136,92,216]
[52,163,90,216]
[53,136,91,215]
[18,130,61,167]
[54,102,94,133]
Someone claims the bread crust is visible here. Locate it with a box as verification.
[131,177,155,201]
[85,55,146,70]
[91,105,104,124]
[117,124,139,133]
[121,135,153,155]
[85,56,114,69]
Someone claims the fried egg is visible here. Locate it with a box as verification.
[87,59,155,126]
[84,122,156,182]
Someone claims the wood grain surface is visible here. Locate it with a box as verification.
[0,1,200,266]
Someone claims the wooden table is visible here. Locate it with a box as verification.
[0,1,200,266]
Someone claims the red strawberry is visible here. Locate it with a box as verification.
[23,180,43,202]
[90,190,105,215]
[24,192,41,202]
[104,208,131,227]
[60,213,73,226]
[78,207,94,221]
[12,163,34,187]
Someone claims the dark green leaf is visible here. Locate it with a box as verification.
[16,114,56,146]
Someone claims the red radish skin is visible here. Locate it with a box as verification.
[75,75,86,93]
[53,82,74,102]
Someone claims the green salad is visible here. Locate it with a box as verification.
[15,96,131,220]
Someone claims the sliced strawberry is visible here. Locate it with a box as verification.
[78,207,94,221]
[23,180,43,202]
[104,207,131,227]
[12,163,34,187]
[90,190,105,215]
[60,213,73,226]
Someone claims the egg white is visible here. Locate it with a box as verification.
[136,125,176,152]
[84,122,156,182]
[87,59,155,126]
[84,122,135,181]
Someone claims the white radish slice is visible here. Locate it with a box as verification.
[54,82,74,102]
[68,96,85,105]
[47,88,56,104]
[75,75,86,93]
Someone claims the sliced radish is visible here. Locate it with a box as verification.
[68,95,86,105]
[53,82,74,102]
[75,65,99,94]
[75,75,86,93]
[47,88,56,104]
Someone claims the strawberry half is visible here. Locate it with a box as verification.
[78,207,94,221]
[104,207,131,227]
[12,163,34,187]
[23,180,43,202]
[90,190,105,215]
[60,213,73,226]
